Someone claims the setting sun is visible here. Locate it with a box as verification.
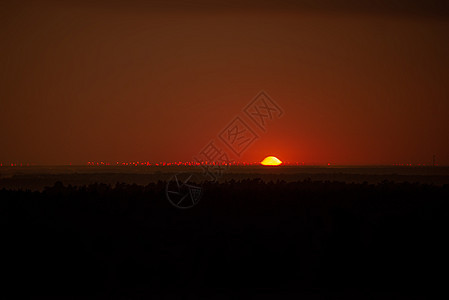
[261,156,282,166]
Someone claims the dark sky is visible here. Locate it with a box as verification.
[1,0,448,165]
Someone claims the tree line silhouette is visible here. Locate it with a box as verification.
[1,179,448,298]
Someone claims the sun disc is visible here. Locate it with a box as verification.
[261,156,282,166]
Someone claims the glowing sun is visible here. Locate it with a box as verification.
[261,156,282,166]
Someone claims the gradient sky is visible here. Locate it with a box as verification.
[1,1,448,165]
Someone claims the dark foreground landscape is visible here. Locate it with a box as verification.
[2,170,449,299]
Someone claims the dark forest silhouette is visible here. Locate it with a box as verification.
[2,179,449,298]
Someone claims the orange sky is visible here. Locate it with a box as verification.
[1,1,448,165]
